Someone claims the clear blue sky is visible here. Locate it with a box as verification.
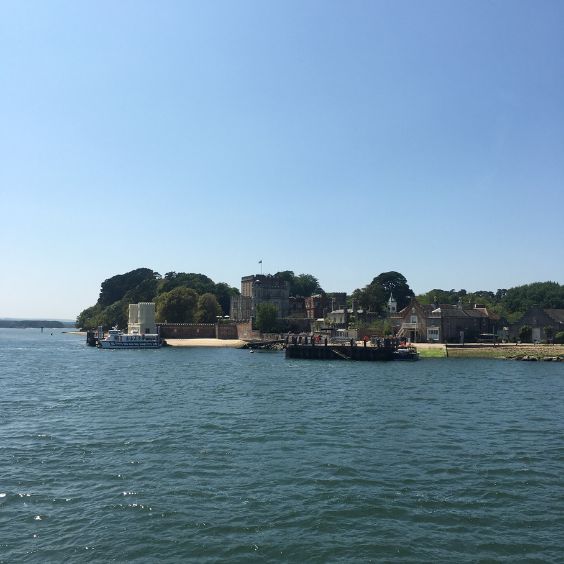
[1,0,563,319]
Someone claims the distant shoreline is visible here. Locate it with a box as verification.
[0,320,75,329]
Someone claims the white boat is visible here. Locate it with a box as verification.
[98,327,161,349]
[393,345,420,361]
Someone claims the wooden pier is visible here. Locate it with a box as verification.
[285,343,396,361]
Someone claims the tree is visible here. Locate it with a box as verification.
[157,272,216,296]
[255,302,279,333]
[98,300,128,330]
[155,287,198,323]
[292,273,323,297]
[554,331,564,344]
[501,282,564,314]
[418,289,459,306]
[351,284,386,313]
[518,325,532,343]
[496,288,508,301]
[123,277,159,304]
[417,288,499,310]
[98,268,157,307]
[274,270,295,285]
[213,282,240,316]
[352,271,414,313]
[77,301,129,331]
[274,271,323,297]
[371,271,414,310]
[195,293,222,323]
[76,304,103,330]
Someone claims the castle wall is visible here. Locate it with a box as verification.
[158,322,240,340]
[158,323,216,339]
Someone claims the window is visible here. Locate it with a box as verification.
[427,327,440,341]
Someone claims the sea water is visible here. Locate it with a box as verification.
[1,328,563,562]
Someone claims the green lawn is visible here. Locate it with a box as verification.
[418,347,447,359]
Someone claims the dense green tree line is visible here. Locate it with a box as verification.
[417,281,564,322]
[77,268,238,330]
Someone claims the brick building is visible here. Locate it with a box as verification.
[391,299,499,342]
[304,294,329,319]
[509,308,564,342]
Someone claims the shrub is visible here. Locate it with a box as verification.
[554,331,564,344]
[519,325,532,343]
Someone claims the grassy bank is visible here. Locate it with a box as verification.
[445,344,564,360]
[418,347,448,359]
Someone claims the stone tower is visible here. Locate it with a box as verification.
[128,302,157,334]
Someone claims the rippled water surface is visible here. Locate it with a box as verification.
[1,329,563,562]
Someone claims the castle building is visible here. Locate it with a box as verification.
[230,274,290,322]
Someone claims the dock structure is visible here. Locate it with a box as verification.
[86,326,105,347]
[86,330,99,347]
[285,343,396,361]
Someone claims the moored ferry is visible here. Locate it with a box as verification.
[98,327,161,349]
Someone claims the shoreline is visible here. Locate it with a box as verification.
[66,330,564,358]
[403,342,564,360]
[444,343,564,360]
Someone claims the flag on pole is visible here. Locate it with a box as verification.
[258,260,262,264]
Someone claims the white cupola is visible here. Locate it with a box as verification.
[388,293,397,314]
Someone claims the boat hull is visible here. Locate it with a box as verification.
[393,348,420,361]
[98,341,161,349]
[97,328,162,349]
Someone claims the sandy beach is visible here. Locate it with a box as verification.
[165,338,246,348]
[66,332,246,348]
